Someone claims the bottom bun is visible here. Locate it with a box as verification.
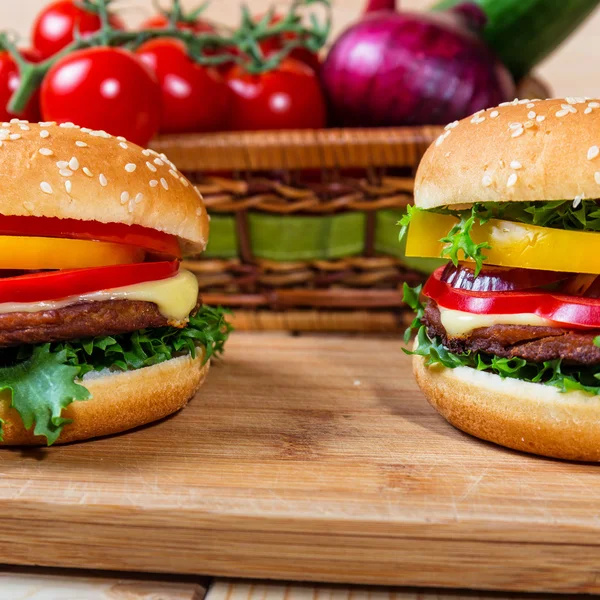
[0,351,209,446]
[414,355,600,461]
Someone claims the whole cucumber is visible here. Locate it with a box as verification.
[432,0,600,81]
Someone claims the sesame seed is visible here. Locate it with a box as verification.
[19,124,29,131]
[471,115,485,124]
[59,122,77,128]
[75,141,88,147]
[65,180,72,194]
[585,107,593,115]
[40,182,52,195]
[588,146,599,160]
[536,115,546,122]
[507,173,518,188]
[510,160,522,169]
[595,171,600,185]
[435,135,445,147]
[556,109,569,117]
[40,130,50,139]
[482,175,492,187]
[38,148,53,156]
[523,120,534,129]
[573,194,584,208]
[527,103,535,108]
[83,167,93,177]
[160,178,169,190]
[509,122,522,130]
[39,121,55,127]
[516,98,529,104]
[149,180,158,187]
[59,169,73,177]
[69,157,79,171]
[154,158,165,166]
[134,192,144,204]
[117,136,126,141]
[527,111,536,119]
[9,134,21,140]
[120,191,130,204]
[125,163,136,173]
[142,149,152,157]
[195,187,202,198]
[180,176,189,187]
[490,110,499,119]
[1,122,10,127]
[511,128,524,138]
[99,174,108,187]
[128,200,135,213]
[444,120,459,130]
[146,161,157,172]
[196,207,203,216]
[23,201,34,211]
[498,101,511,107]
[81,127,92,133]
[56,161,69,169]
[9,118,18,124]
[168,169,178,178]
[119,142,128,149]
[589,102,600,109]
[561,103,577,113]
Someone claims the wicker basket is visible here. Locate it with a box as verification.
[152,126,443,332]
[152,75,550,333]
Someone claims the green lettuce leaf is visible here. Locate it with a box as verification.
[4,305,232,445]
[407,325,600,396]
[0,345,90,445]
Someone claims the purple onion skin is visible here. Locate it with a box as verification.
[321,8,516,127]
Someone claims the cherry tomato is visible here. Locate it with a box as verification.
[32,0,125,59]
[254,13,321,73]
[424,266,600,330]
[0,261,178,304]
[41,47,161,146]
[140,14,215,34]
[0,215,181,259]
[137,38,231,134]
[226,58,326,131]
[0,48,42,122]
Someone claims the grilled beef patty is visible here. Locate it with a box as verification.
[423,300,600,366]
[0,300,181,348]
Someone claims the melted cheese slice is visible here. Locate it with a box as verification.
[0,269,199,322]
[439,306,554,337]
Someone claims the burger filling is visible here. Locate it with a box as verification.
[0,215,231,445]
[401,200,600,394]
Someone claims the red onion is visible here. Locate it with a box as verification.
[321,1,515,127]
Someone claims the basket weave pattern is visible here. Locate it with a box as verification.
[152,127,443,331]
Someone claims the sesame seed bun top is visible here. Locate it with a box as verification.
[0,120,208,254]
[414,97,600,210]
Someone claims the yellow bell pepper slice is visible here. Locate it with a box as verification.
[0,236,145,270]
[406,209,600,274]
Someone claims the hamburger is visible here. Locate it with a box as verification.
[0,119,230,446]
[403,97,600,461]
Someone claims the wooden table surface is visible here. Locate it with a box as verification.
[2,332,600,594]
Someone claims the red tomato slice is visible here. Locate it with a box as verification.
[424,266,600,330]
[0,261,178,304]
[0,215,181,259]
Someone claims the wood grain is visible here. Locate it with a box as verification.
[0,571,205,599]
[3,332,600,592]
[206,580,600,600]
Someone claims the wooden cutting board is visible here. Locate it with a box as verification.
[3,332,600,594]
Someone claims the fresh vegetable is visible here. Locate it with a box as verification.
[0,49,41,121]
[0,215,181,259]
[140,14,215,34]
[321,2,515,127]
[3,305,231,445]
[137,38,231,134]
[432,0,600,81]
[0,235,146,270]
[405,207,600,274]
[424,265,600,330]
[441,262,570,292]
[31,0,125,59]
[40,47,161,146]
[227,58,326,131]
[0,261,178,304]
[408,324,600,397]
